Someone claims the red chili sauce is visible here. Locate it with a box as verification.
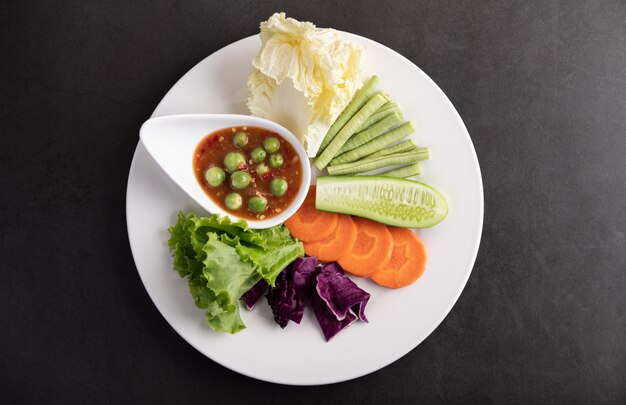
[193,126,303,220]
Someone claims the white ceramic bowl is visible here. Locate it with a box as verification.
[139,114,311,228]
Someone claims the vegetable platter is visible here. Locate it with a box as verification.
[127,14,483,385]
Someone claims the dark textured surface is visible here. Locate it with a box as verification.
[2,0,625,403]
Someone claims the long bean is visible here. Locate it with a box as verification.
[317,76,379,155]
[355,102,401,133]
[377,163,421,178]
[327,149,429,176]
[337,112,403,155]
[314,93,387,170]
[364,140,420,160]
[357,146,428,166]
[330,121,415,166]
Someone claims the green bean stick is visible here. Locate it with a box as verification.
[377,163,422,178]
[362,140,420,160]
[314,93,387,170]
[317,75,380,155]
[354,102,401,133]
[327,149,429,176]
[337,112,403,155]
[330,121,416,166]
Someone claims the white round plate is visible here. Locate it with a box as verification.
[126,32,483,385]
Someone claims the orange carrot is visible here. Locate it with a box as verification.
[371,227,427,288]
[285,186,339,243]
[304,214,358,262]
[303,185,316,205]
[337,217,393,277]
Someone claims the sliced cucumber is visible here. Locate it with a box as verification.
[315,176,448,228]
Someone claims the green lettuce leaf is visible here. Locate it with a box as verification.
[201,233,261,303]
[255,224,297,248]
[188,279,246,333]
[236,242,305,287]
[167,211,304,333]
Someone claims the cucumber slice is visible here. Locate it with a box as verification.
[315,176,448,228]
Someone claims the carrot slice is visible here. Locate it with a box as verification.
[371,227,427,288]
[284,186,339,243]
[304,215,358,262]
[303,185,316,205]
[337,217,393,277]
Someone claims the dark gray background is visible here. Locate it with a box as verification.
[2,0,625,403]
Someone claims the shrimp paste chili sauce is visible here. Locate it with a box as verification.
[193,126,303,220]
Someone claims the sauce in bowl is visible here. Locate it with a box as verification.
[193,126,303,220]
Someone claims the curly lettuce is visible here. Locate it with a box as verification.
[167,212,304,333]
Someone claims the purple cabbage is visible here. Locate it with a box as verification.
[253,256,370,341]
[312,293,358,341]
[315,262,370,322]
[265,257,319,328]
[266,269,301,328]
[291,257,319,301]
[241,279,268,310]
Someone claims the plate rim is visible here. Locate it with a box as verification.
[126,31,484,385]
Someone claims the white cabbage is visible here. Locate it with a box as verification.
[247,13,362,157]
